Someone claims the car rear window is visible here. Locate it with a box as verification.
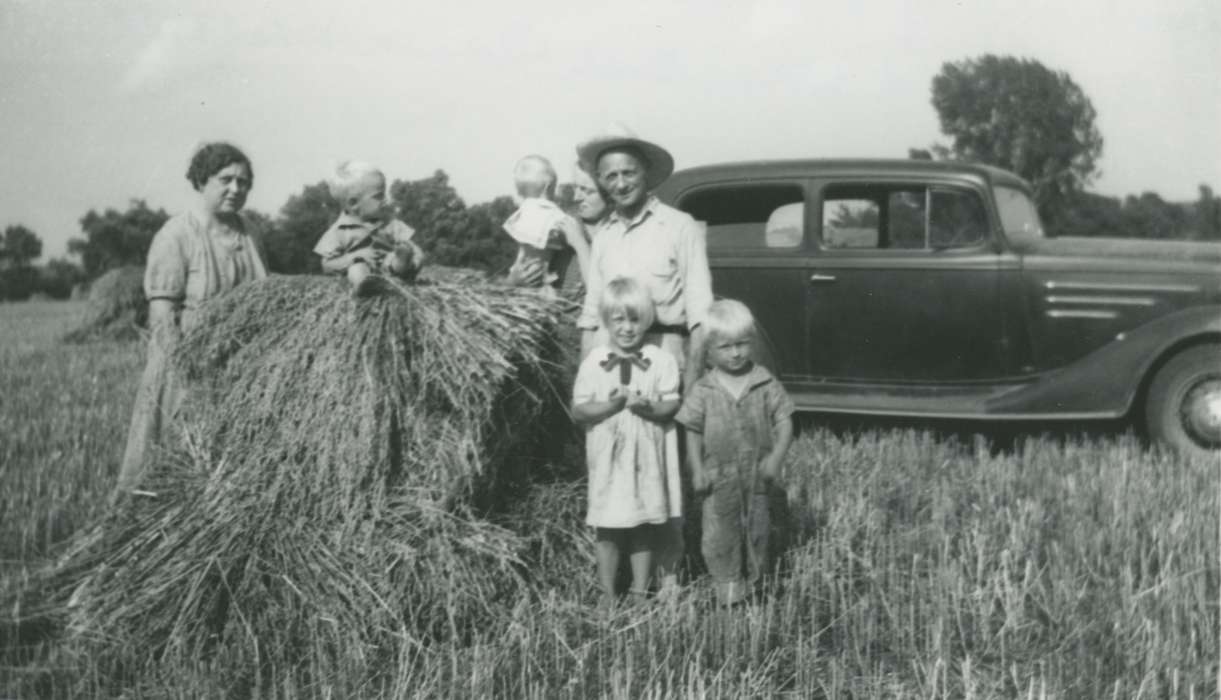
[679,183,804,251]
[994,186,1045,243]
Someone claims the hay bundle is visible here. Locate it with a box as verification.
[62,265,147,343]
[42,275,570,692]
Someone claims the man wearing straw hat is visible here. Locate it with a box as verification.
[575,127,714,595]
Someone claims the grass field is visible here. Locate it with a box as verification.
[1,300,1217,698]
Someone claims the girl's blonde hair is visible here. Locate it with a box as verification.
[703,298,756,341]
[599,277,655,328]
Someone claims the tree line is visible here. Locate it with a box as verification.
[0,171,536,301]
[914,54,1220,241]
[2,53,1218,301]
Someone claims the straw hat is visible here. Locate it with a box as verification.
[576,126,675,191]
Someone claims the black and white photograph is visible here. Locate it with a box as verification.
[1,0,1218,696]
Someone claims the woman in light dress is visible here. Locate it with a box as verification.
[114,142,268,497]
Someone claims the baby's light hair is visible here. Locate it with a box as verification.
[329,160,386,204]
[703,298,756,342]
[599,277,656,329]
[514,154,557,199]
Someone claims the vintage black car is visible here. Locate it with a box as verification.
[655,160,1221,457]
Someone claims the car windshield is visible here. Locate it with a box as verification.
[994,186,1045,243]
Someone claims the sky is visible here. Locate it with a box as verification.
[1,0,1218,260]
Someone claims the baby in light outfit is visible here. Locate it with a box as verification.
[314,160,424,297]
[503,155,569,292]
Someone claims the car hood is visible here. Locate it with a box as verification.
[1017,236,1221,264]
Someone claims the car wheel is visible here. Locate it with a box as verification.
[1145,344,1221,458]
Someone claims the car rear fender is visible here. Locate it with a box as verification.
[986,305,1221,417]
[1130,330,1221,421]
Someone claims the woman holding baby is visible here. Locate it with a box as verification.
[505,159,608,295]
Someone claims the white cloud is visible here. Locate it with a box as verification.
[119,18,196,94]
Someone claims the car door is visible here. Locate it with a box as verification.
[676,180,812,379]
[805,178,1024,382]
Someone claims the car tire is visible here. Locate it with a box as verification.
[1145,344,1221,459]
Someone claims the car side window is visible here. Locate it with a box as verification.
[679,183,804,251]
[821,184,989,251]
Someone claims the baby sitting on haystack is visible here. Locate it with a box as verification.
[502,155,573,294]
[315,160,425,297]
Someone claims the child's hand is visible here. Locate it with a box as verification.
[607,386,629,409]
[759,458,780,487]
[353,249,385,266]
[625,388,654,415]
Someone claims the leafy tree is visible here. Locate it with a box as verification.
[391,171,516,272]
[265,182,337,274]
[463,196,519,272]
[260,172,520,275]
[0,225,44,301]
[391,170,468,256]
[39,258,85,299]
[0,266,38,301]
[930,55,1103,230]
[1055,191,1128,238]
[70,200,170,279]
[1119,192,1189,240]
[3,225,42,266]
[1057,189,1212,240]
[1193,185,1221,241]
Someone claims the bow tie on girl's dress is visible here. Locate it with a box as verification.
[600,351,651,385]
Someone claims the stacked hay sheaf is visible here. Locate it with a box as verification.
[61,265,147,343]
[43,274,575,691]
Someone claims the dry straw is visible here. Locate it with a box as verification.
[39,274,572,692]
[62,265,147,343]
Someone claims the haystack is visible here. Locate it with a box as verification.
[37,274,572,692]
[61,265,147,343]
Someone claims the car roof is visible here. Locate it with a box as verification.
[661,158,1032,194]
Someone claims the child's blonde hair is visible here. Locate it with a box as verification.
[513,155,557,199]
[329,160,386,207]
[599,277,656,329]
[703,298,756,341]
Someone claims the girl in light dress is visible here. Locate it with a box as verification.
[571,277,682,606]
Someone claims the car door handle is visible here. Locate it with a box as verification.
[809,273,837,283]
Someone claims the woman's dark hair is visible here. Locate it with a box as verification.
[186,142,254,191]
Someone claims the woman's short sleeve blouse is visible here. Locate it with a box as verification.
[143,211,268,308]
